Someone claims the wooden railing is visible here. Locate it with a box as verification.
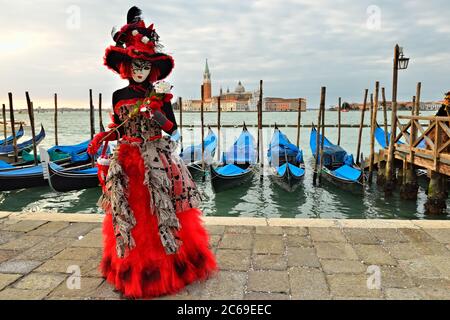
[395,115,450,173]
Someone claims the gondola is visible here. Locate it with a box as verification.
[268,125,305,191]
[0,142,107,191]
[0,124,24,145]
[180,127,217,175]
[310,126,363,188]
[210,124,256,192]
[0,125,46,161]
[0,139,91,171]
[43,161,100,192]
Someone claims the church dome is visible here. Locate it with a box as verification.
[235,81,245,93]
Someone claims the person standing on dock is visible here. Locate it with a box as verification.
[87,6,217,299]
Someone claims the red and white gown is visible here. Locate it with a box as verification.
[99,87,217,299]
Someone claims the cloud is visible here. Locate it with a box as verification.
[0,0,449,109]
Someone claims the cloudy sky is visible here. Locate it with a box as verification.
[0,0,449,109]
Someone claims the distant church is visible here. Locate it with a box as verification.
[181,59,306,112]
[182,59,260,112]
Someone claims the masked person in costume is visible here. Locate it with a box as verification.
[87,6,217,299]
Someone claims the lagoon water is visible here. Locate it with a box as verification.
[1,109,449,220]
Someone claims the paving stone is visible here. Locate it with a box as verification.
[218,233,253,250]
[71,232,103,248]
[286,235,312,247]
[424,255,450,279]
[412,241,450,256]
[92,281,121,299]
[283,227,308,236]
[224,226,255,234]
[0,235,46,251]
[315,242,358,260]
[205,225,225,235]
[216,249,251,271]
[399,228,436,243]
[0,260,42,274]
[26,221,70,236]
[0,288,51,300]
[289,267,330,299]
[255,226,283,235]
[0,231,22,245]
[343,228,379,244]
[327,274,383,299]
[415,278,450,300]
[253,234,284,254]
[384,288,424,300]
[1,220,48,233]
[353,244,397,265]
[309,228,346,242]
[383,243,422,260]
[13,237,74,261]
[247,271,289,293]
[398,258,442,279]
[34,258,101,278]
[320,259,366,274]
[48,277,104,298]
[253,254,287,271]
[208,235,221,248]
[14,273,66,291]
[53,247,102,261]
[0,250,17,263]
[380,266,415,289]
[370,229,408,243]
[423,229,450,244]
[54,223,98,238]
[287,247,320,268]
[244,292,289,300]
[200,271,246,300]
[0,273,22,290]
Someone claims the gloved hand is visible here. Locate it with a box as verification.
[152,110,174,134]
[87,131,117,156]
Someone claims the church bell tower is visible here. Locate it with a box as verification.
[203,59,212,102]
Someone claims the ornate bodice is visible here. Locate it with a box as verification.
[115,100,162,140]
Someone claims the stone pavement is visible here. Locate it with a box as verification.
[0,211,449,300]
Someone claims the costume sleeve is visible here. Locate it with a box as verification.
[112,92,125,137]
[159,101,178,134]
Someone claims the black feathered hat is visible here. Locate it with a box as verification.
[104,6,174,81]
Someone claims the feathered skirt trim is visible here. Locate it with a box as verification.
[100,141,217,299]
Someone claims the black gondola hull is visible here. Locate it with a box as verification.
[0,174,46,191]
[269,165,305,192]
[210,165,254,192]
[48,165,100,192]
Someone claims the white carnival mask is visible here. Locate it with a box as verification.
[131,59,151,83]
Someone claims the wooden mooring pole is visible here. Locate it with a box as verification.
[25,92,38,165]
[319,87,326,184]
[258,80,264,181]
[369,82,379,184]
[313,88,325,186]
[200,85,205,182]
[54,93,59,146]
[99,93,104,132]
[89,89,95,166]
[382,87,388,147]
[217,96,221,161]
[2,104,6,144]
[296,98,302,148]
[337,97,341,146]
[385,44,400,195]
[178,97,183,151]
[356,89,368,165]
[8,93,18,162]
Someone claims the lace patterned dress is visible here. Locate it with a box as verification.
[99,83,217,298]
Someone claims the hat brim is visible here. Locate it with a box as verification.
[104,46,174,81]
